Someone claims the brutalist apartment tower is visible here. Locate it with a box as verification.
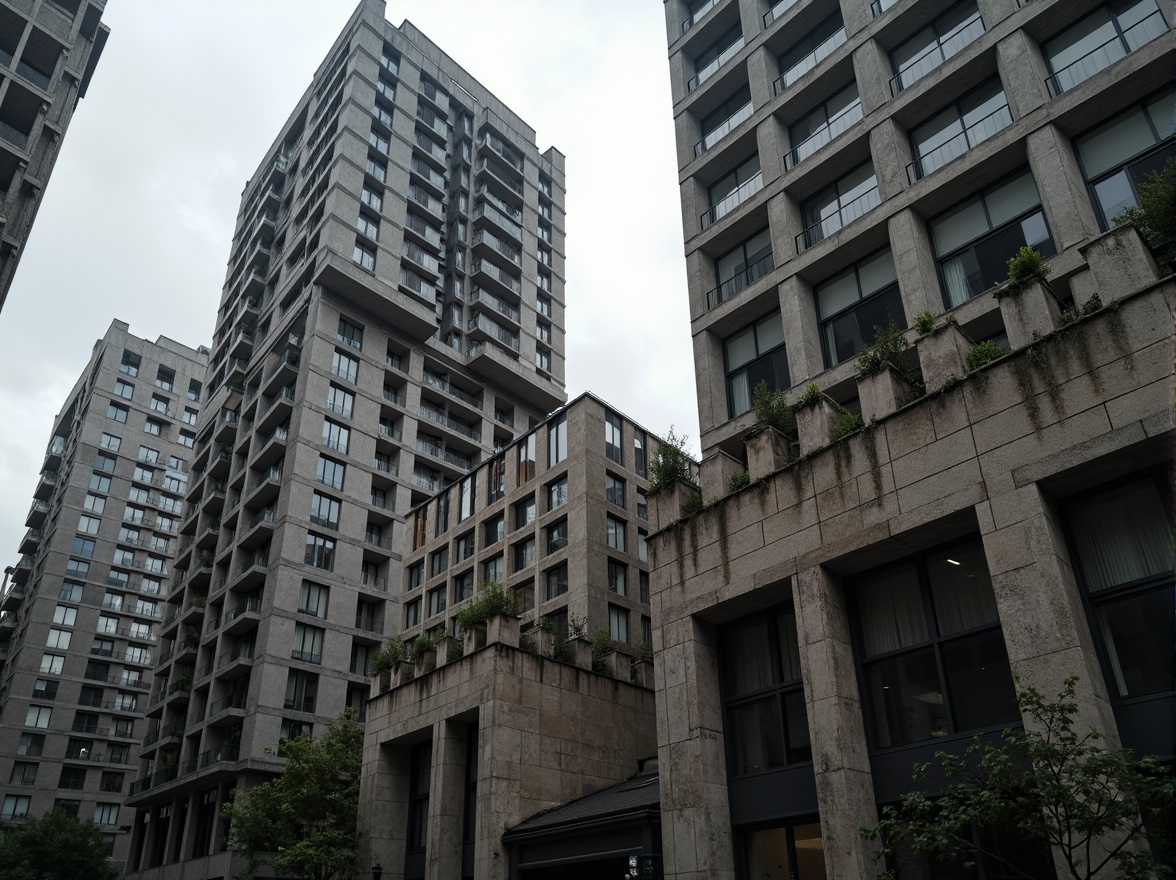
[0,320,208,867]
[121,1,567,877]
[0,0,109,312]
[655,0,1172,879]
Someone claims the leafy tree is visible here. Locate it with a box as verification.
[863,678,1175,880]
[1114,157,1176,269]
[751,380,795,435]
[648,426,696,493]
[0,808,118,880]
[225,709,363,880]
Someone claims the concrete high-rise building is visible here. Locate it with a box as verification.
[655,0,1173,878]
[359,393,664,879]
[0,0,108,312]
[123,1,566,876]
[0,320,208,868]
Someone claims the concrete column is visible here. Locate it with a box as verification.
[756,109,788,186]
[979,484,1120,744]
[779,273,824,384]
[888,208,943,319]
[975,0,1018,28]
[747,45,777,114]
[768,187,802,265]
[841,0,874,38]
[867,118,911,201]
[657,615,734,879]
[693,329,724,440]
[994,29,1050,120]
[1026,124,1101,254]
[426,719,467,879]
[737,0,762,37]
[360,738,412,880]
[851,37,892,116]
[793,566,878,880]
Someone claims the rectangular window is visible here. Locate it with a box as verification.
[316,456,346,491]
[144,419,162,436]
[25,706,52,728]
[183,407,198,425]
[298,582,329,618]
[608,560,628,596]
[292,623,325,664]
[150,395,170,414]
[47,630,72,651]
[155,367,174,391]
[637,489,648,521]
[119,350,140,376]
[459,474,476,521]
[304,533,336,571]
[775,12,846,93]
[548,415,567,466]
[696,83,754,157]
[16,734,44,756]
[547,519,568,554]
[179,430,195,448]
[365,156,387,183]
[65,559,89,578]
[32,678,58,700]
[326,385,354,418]
[787,82,863,171]
[909,79,1013,183]
[484,555,504,584]
[485,515,505,547]
[606,517,627,552]
[362,185,383,212]
[608,605,629,643]
[705,153,762,229]
[815,249,905,367]
[427,586,446,617]
[284,669,318,712]
[77,515,100,535]
[337,317,363,349]
[107,403,128,423]
[455,532,476,563]
[640,571,651,604]
[94,803,120,826]
[545,563,569,600]
[100,432,122,452]
[605,473,626,509]
[1043,0,1167,95]
[689,23,744,92]
[605,411,623,464]
[453,570,475,604]
[114,379,134,399]
[435,491,450,538]
[798,161,879,252]
[852,539,1017,748]
[332,350,359,383]
[890,2,984,94]
[2,796,31,820]
[431,547,449,577]
[8,762,37,785]
[929,168,1054,308]
[514,538,536,571]
[404,599,421,628]
[1073,84,1175,230]
[711,228,774,311]
[517,435,537,485]
[514,497,536,530]
[321,419,350,454]
[725,312,791,416]
[487,455,506,503]
[310,493,341,529]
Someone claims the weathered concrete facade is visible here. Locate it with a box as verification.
[359,617,658,880]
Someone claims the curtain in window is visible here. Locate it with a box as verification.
[1067,480,1173,592]
[724,619,775,694]
[857,565,927,656]
[777,610,803,683]
[927,543,999,635]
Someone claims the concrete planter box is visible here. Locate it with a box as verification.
[533,627,556,658]
[795,396,838,456]
[436,635,463,666]
[700,448,744,504]
[857,363,910,423]
[567,636,593,670]
[631,660,654,688]
[602,651,632,681]
[998,278,1062,351]
[374,669,391,694]
[650,479,700,529]
[391,660,414,688]
[487,612,519,648]
[1078,223,1160,305]
[463,625,486,654]
[745,426,793,481]
[413,647,437,675]
[916,322,972,390]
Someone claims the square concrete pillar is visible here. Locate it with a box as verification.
[1026,124,1101,252]
[757,111,789,185]
[693,330,724,441]
[889,208,944,322]
[651,479,701,530]
[795,395,838,456]
[1077,224,1161,305]
[701,447,745,503]
[994,28,1051,119]
[793,566,879,880]
[745,426,793,481]
[857,363,911,423]
[770,187,804,264]
[486,612,519,648]
[998,278,1063,351]
[916,321,973,390]
[436,635,463,666]
[747,43,779,119]
[868,117,912,201]
[851,30,892,115]
[359,739,411,880]
[426,720,469,880]
[779,274,825,385]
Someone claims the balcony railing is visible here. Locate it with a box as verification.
[1044,10,1167,96]
[0,119,30,151]
[701,171,763,230]
[764,0,799,27]
[707,252,775,309]
[774,28,846,95]
[422,372,482,408]
[470,287,520,322]
[906,103,1012,183]
[795,185,881,252]
[784,98,863,170]
[890,12,984,95]
[683,0,719,32]
[695,100,754,157]
[471,228,521,264]
[467,313,520,351]
[477,132,524,172]
[688,36,745,92]
[411,473,442,493]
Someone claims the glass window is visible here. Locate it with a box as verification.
[890,2,984,94]
[608,559,628,596]
[517,435,537,485]
[427,586,446,617]
[788,82,863,170]
[1044,0,1168,95]
[404,599,421,629]
[1073,84,1175,229]
[605,412,624,464]
[321,419,350,454]
[548,477,569,511]
[605,473,625,508]
[637,489,648,521]
[114,380,134,399]
[909,78,1012,182]
[309,492,341,529]
[689,23,744,92]
[337,317,363,349]
[284,669,318,711]
[634,430,648,478]
[742,822,826,880]
[484,555,504,584]
[119,350,140,377]
[431,547,449,577]
[298,582,329,618]
[546,520,568,554]
[608,604,629,642]
[697,83,754,157]
[106,403,127,423]
[776,12,846,93]
[332,350,359,383]
[930,168,1054,308]
[712,227,775,311]
[316,455,345,490]
[487,456,506,503]
[853,540,1017,749]
[706,154,762,228]
[304,534,336,571]
[798,161,879,252]
[1064,476,1173,698]
[326,385,354,418]
[725,312,790,417]
[548,415,567,466]
[25,706,52,728]
[606,517,627,552]
[514,538,536,571]
[545,563,568,600]
[485,515,505,547]
[514,497,536,530]
[453,571,475,604]
[292,623,325,664]
[143,420,162,436]
[815,249,906,368]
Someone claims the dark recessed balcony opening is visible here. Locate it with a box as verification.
[18,27,60,91]
[0,7,20,67]
[46,0,81,18]
[0,86,39,153]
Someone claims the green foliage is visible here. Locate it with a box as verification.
[681,489,704,517]
[944,313,959,326]
[1007,246,1053,284]
[454,580,516,630]
[634,640,654,664]
[729,470,750,492]
[751,380,796,435]
[370,636,406,674]
[409,632,439,660]
[200,550,214,567]
[798,382,822,406]
[590,626,614,673]
[914,310,937,335]
[225,709,363,880]
[966,340,1010,373]
[863,679,1175,880]
[855,322,910,377]
[648,426,697,494]
[831,410,864,441]
[1113,157,1176,268]
[0,808,118,880]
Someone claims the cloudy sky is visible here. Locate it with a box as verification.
[0,0,697,564]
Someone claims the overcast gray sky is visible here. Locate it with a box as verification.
[0,0,698,564]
